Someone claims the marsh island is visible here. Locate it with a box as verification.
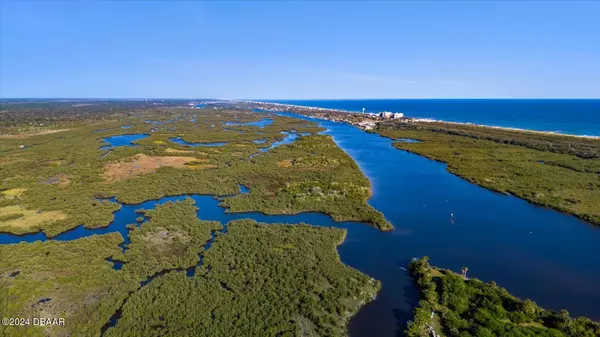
[0,101,384,336]
[3,100,600,337]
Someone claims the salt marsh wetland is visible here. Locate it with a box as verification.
[1,101,600,337]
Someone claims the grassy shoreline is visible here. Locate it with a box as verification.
[1,107,391,236]
[375,121,600,226]
[1,199,380,336]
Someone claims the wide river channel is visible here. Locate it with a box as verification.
[2,112,600,337]
[280,112,600,337]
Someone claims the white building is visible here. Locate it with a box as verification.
[379,111,404,119]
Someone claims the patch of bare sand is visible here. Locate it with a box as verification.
[102,154,211,183]
[277,159,293,168]
[0,129,71,139]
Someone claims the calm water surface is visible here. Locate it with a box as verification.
[278,112,600,337]
[100,134,149,149]
[2,113,600,337]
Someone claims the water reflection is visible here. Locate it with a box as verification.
[100,134,149,149]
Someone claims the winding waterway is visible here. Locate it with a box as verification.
[279,112,600,337]
[2,113,600,337]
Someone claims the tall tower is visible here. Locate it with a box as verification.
[362,108,365,113]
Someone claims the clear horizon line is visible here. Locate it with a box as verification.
[1,97,600,100]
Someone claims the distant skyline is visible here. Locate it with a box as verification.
[1,1,599,99]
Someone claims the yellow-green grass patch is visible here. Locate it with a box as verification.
[0,205,67,231]
[1,188,27,199]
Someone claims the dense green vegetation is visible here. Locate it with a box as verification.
[380,121,600,160]
[220,134,389,229]
[1,103,386,336]
[105,219,379,337]
[1,199,379,336]
[0,199,220,336]
[116,198,222,276]
[406,257,600,337]
[0,99,194,133]
[377,122,600,225]
[0,233,136,336]
[1,105,389,235]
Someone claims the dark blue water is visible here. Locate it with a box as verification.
[106,257,123,270]
[264,99,600,136]
[3,113,600,337]
[100,134,149,149]
[276,112,600,336]
[224,118,273,128]
[169,137,227,147]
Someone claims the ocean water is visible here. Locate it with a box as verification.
[3,112,600,336]
[264,99,600,136]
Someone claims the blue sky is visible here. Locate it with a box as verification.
[1,1,599,99]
